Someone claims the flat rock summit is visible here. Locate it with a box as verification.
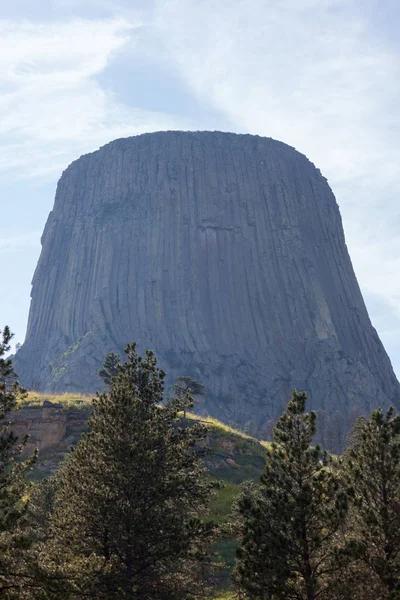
[16,131,400,439]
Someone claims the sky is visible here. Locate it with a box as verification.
[1,0,400,375]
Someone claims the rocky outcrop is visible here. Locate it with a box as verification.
[9,401,89,475]
[15,131,400,438]
[10,402,68,456]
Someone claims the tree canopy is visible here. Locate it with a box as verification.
[0,326,37,597]
[46,343,217,599]
[236,390,349,600]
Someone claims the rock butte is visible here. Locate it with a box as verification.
[15,131,400,444]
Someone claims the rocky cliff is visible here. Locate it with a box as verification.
[15,131,400,436]
[11,402,68,456]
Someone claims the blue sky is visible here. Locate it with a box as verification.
[1,0,400,376]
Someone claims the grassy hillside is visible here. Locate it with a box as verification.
[19,392,268,487]
[21,391,93,410]
[18,392,269,591]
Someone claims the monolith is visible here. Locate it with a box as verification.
[15,131,400,444]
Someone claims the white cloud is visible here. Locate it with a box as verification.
[154,0,400,371]
[0,17,191,178]
[0,231,41,251]
[155,0,400,188]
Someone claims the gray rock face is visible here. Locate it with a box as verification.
[16,131,400,439]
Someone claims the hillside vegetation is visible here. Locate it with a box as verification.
[15,391,269,588]
[3,331,400,599]
[17,391,268,514]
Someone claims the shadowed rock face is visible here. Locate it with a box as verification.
[15,131,400,435]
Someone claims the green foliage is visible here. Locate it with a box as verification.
[343,407,400,599]
[14,392,268,491]
[3,340,399,599]
[98,351,120,386]
[1,325,23,413]
[235,390,349,600]
[0,326,37,597]
[173,376,206,398]
[208,483,242,591]
[208,482,241,524]
[173,376,206,420]
[45,343,218,599]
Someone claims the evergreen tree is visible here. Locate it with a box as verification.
[172,376,206,420]
[0,326,37,597]
[20,477,72,600]
[235,390,348,600]
[172,376,206,399]
[344,407,400,599]
[98,351,120,386]
[47,343,217,599]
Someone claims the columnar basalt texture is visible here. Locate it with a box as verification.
[16,131,400,436]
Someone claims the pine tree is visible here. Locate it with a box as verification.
[98,351,120,386]
[0,326,37,597]
[235,390,348,600]
[172,376,206,420]
[344,407,400,599]
[172,376,206,399]
[47,343,217,599]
